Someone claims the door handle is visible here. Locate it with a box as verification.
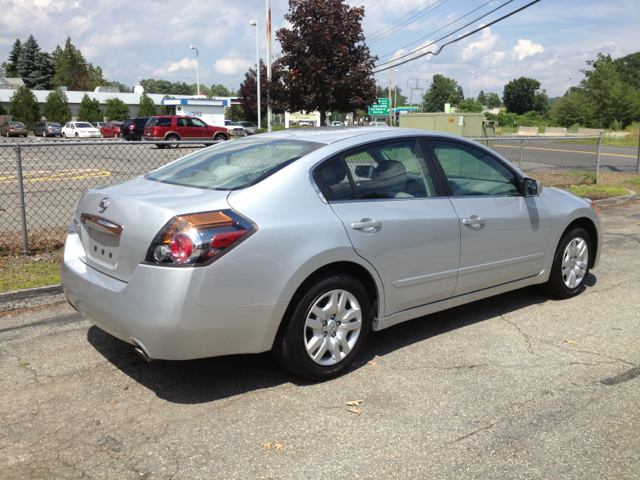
[462,217,485,226]
[351,220,381,230]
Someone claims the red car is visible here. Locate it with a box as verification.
[143,116,229,147]
[100,121,123,138]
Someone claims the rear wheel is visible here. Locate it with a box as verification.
[273,273,371,380]
[165,134,179,148]
[544,227,591,299]
[62,132,66,138]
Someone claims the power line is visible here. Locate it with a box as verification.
[368,0,451,44]
[373,0,514,68]
[374,0,498,61]
[372,0,542,74]
[364,0,440,41]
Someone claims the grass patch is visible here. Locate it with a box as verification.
[566,185,629,200]
[0,250,62,292]
[527,170,597,188]
[602,134,639,148]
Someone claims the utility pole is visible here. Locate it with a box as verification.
[388,60,392,126]
[249,20,261,129]
[470,70,474,99]
[394,69,398,124]
[266,0,272,132]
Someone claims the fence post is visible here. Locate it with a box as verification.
[519,138,524,169]
[15,144,29,255]
[595,132,603,184]
[636,129,639,174]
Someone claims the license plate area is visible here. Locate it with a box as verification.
[80,214,123,270]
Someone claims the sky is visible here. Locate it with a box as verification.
[1,0,639,102]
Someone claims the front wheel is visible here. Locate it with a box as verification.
[214,133,227,141]
[75,132,79,138]
[273,273,371,380]
[544,227,591,299]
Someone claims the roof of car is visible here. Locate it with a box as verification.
[253,126,444,144]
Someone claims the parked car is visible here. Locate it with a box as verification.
[143,116,229,147]
[0,121,29,137]
[61,128,602,380]
[236,122,258,135]
[62,122,101,138]
[93,122,106,130]
[100,121,123,138]
[34,122,63,137]
[330,121,343,126]
[224,119,246,137]
[120,117,150,141]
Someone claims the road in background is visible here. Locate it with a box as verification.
[1,201,639,479]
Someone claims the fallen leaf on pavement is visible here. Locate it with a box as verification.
[563,339,578,345]
[261,443,272,450]
[109,401,119,404]
[274,444,284,451]
[367,361,377,366]
[348,408,362,415]
[346,400,362,406]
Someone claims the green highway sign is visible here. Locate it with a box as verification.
[368,98,390,116]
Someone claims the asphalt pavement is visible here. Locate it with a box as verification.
[1,201,639,479]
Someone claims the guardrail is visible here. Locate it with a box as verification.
[0,135,603,254]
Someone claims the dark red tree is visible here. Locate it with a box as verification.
[239,60,283,124]
[270,0,378,126]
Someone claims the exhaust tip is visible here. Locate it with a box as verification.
[130,337,154,362]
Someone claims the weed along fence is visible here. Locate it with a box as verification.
[0,135,603,254]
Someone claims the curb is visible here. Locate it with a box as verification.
[0,284,64,313]
[593,190,639,208]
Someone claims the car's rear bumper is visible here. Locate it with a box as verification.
[61,234,287,360]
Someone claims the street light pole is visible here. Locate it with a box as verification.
[189,45,199,96]
[249,20,261,129]
[394,69,398,124]
[266,0,272,132]
[470,70,474,100]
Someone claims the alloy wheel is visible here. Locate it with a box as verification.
[561,237,588,289]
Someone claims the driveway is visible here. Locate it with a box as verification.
[1,201,639,479]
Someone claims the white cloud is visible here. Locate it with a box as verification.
[153,58,198,76]
[462,27,499,62]
[213,58,252,76]
[513,39,544,60]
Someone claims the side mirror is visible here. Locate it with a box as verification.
[523,177,543,196]
[355,165,375,178]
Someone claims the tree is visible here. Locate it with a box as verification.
[550,90,595,128]
[239,60,271,123]
[53,37,106,91]
[580,53,639,128]
[423,74,464,112]
[2,39,22,78]
[486,92,501,108]
[456,98,483,113]
[137,92,157,117]
[105,97,130,121]
[476,90,487,106]
[226,105,245,122]
[379,86,407,107]
[17,35,40,88]
[76,93,103,122]
[533,89,550,116]
[43,89,72,124]
[0,103,8,116]
[191,84,211,97]
[270,0,378,126]
[613,52,640,90]
[503,77,549,115]
[210,84,230,97]
[9,86,40,125]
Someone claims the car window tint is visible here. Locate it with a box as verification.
[314,159,355,201]
[177,118,189,127]
[192,119,206,128]
[158,118,172,127]
[430,140,520,196]
[344,140,436,199]
[145,138,323,190]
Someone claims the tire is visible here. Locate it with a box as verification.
[100,133,104,138]
[214,133,227,141]
[165,134,179,148]
[75,132,79,138]
[544,227,591,299]
[62,132,66,138]
[114,132,119,138]
[273,273,371,380]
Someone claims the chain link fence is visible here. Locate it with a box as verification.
[0,135,603,254]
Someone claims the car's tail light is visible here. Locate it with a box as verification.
[144,210,255,266]
[129,125,135,130]
[9,127,13,131]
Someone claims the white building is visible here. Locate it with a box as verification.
[0,80,240,122]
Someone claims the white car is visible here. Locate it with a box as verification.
[330,121,343,126]
[62,122,101,139]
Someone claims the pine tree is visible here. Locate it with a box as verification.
[9,86,41,125]
[136,92,157,117]
[76,94,103,122]
[52,38,105,91]
[17,35,41,88]
[3,39,22,78]
[32,52,56,90]
[43,89,72,124]
[105,97,130,121]
[476,90,487,106]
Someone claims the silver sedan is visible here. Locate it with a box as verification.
[60,128,602,379]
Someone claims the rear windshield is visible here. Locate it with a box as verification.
[11,122,25,126]
[47,123,61,127]
[147,117,172,127]
[145,138,323,190]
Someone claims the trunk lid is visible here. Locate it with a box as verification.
[75,176,230,282]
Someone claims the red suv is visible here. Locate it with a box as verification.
[143,116,229,147]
